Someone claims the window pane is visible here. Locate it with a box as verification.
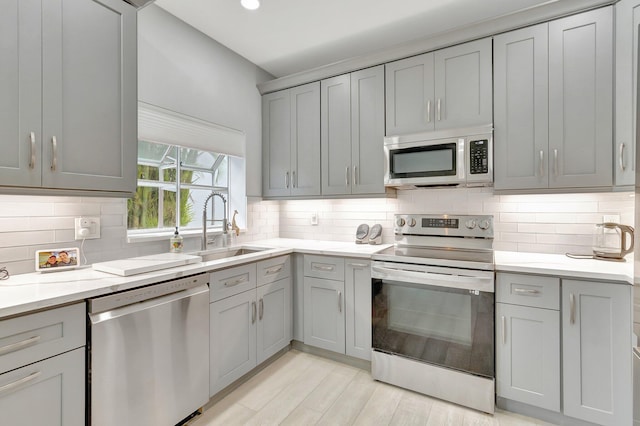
[127,186,159,229]
[184,189,228,229]
[214,156,228,187]
[138,140,177,165]
[180,148,217,169]
[182,170,214,186]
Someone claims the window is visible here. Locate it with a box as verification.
[127,140,229,232]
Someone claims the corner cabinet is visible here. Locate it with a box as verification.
[0,0,137,195]
[614,0,640,187]
[321,66,385,196]
[385,38,492,136]
[262,82,321,197]
[494,7,613,191]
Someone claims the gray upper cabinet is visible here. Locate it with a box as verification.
[494,7,613,191]
[385,38,492,136]
[562,280,632,425]
[262,82,320,198]
[321,66,385,196]
[494,24,549,190]
[0,0,137,195]
[614,0,640,187]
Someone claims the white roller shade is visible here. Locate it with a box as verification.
[138,101,246,157]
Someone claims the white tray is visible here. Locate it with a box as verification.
[92,253,202,276]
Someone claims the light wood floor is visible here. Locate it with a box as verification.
[189,350,552,426]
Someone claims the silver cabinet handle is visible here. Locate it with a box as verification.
[345,166,350,186]
[569,293,575,325]
[312,264,334,272]
[353,165,358,186]
[51,136,57,171]
[224,275,248,287]
[426,100,431,123]
[285,172,289,189]
[259,298,264,320]
[0,371,41,396]
[265,265,283,275]
[292,170,296,188]
[338,291,342,313]
[501,315,506,344]
[29,132,36,169]
[0,335,41,356]
[436,99,442,121]
[252,301,257,324]
[538,150,544,177]
[620,143,626,171]
[513,288,541,295]
[553,149,558,177]
[348,263,368,268]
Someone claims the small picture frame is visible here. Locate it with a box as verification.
[36,248,80,272]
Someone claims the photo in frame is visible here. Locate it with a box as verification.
[35,247,80,272]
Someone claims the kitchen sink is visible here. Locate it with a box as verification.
[198,247,266,262]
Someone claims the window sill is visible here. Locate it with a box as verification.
[127,228,244,244]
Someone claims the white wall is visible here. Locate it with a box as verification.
[279,189,634,255]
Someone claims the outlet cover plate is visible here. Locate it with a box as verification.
[602,214,620,224]
[75,217,101,240]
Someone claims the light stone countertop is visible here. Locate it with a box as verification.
[1,239,633,319]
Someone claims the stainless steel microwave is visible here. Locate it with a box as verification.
[384,126,493,189]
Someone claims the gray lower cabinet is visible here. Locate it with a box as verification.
[321,66,385,196]
[302,255,371,361]
[496,273,560,412]
[562,279,632,425]
[614,0,640,187]
[0,302,86,426]
[385,38,492,136]
[262,82,320,197]
[210,256,292,396]
[0,0,137,195]
[494,7,613,191]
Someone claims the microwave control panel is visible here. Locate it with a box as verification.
[469,139,489,174]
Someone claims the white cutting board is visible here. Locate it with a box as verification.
[92,253,202,276]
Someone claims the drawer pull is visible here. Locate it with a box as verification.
[259,298,264,320]
[224,276,248,287]
[312,264,335,272]
[513,288,541,295]
[0,335,41,356]
[0,371,41,395]
[338,291,342,313]
[265,265,284,275]
[252,301,257,324]
[348,263,368,268]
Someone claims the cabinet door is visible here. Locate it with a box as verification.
[562,280,632,425]
[494,24,549,190]
[548,7,613,188]
[0,0,41,187]
[257,278,291,364]
[496,303,560,412]
[434,38,492,130]
[290,82,321,197]
[345,260,371,361]
[262,89,291,197]
[351,66,385,195]
[614,0,640,187]
[321,74,352,195]
[210,290,257,396]
[385,52,435,135]
[303,277,345,354]
[41,0,136,193]
[0,347,84,426]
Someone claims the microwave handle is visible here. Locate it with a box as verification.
[458,139,466,180]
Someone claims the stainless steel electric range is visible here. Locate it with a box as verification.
[371,214,495,413]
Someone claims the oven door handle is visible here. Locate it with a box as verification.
[371,266,494,293]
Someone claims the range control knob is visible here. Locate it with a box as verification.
[407,217,417,227]
[478,220,491,230]
[465,219,477,229]
[396,217,406,227]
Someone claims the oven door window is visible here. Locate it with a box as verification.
[372,278,494,378]
[389,143,456,179]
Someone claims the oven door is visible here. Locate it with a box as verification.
[371,261,494,378]
[384,138,465,187]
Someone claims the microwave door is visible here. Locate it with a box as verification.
[385,140,465,187]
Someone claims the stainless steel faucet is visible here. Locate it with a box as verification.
[202,192,228,250]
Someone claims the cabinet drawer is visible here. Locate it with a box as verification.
[497,273,560,310]
[257,256,291,286]
[210,263,257,302]
[304,255,345,281]
[0,303,85,375]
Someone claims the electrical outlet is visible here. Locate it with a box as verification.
[75,217,101,240]
[602,214,620,224]
[310,212,319,226]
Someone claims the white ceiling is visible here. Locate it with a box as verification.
[155,0,565,78]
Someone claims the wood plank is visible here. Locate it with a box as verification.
[299,362,361,413]
[353,383,405,425]
[390,390,434,426]
[315,370,378,425]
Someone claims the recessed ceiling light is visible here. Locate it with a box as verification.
[241,0,260,10]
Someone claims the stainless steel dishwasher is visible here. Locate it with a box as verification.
[88,273,209,426]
